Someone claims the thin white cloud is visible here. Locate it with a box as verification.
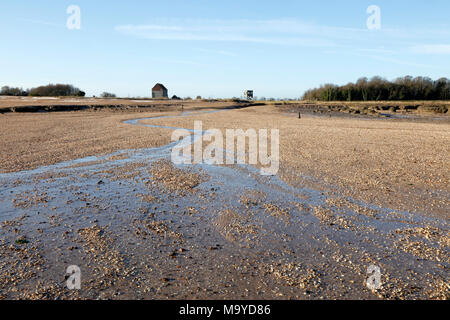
[196,48,238,57]
[358,54,436,69]
[114,18,450,54]
[114,19,361,47]
[410,44,450,54]
[150,57,206,67]
[19,18,62,28]
[357,47,397,54]
[115,22,336,47]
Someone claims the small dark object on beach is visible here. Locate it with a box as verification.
[15,237,29,245]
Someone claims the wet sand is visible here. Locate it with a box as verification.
[0,104,448,300]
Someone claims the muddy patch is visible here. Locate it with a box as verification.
[149,159,206,195]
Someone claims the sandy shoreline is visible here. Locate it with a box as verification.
[1,103,448,217]
[0,102,448,300]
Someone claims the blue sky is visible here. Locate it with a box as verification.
[1,0,449,98]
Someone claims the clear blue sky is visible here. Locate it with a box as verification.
[1,0,449,98]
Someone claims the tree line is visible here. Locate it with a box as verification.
[0,84,85,97]
[302,76,450,101]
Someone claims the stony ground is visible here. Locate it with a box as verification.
[0,100,234,173]
[0,101,448,300]
[141,105,449,219]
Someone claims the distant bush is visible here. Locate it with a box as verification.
[29,84,85,97]
[101,92,117,98]
[171,95,181,100]
[0,86,28,96]
[302,76,450,101]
